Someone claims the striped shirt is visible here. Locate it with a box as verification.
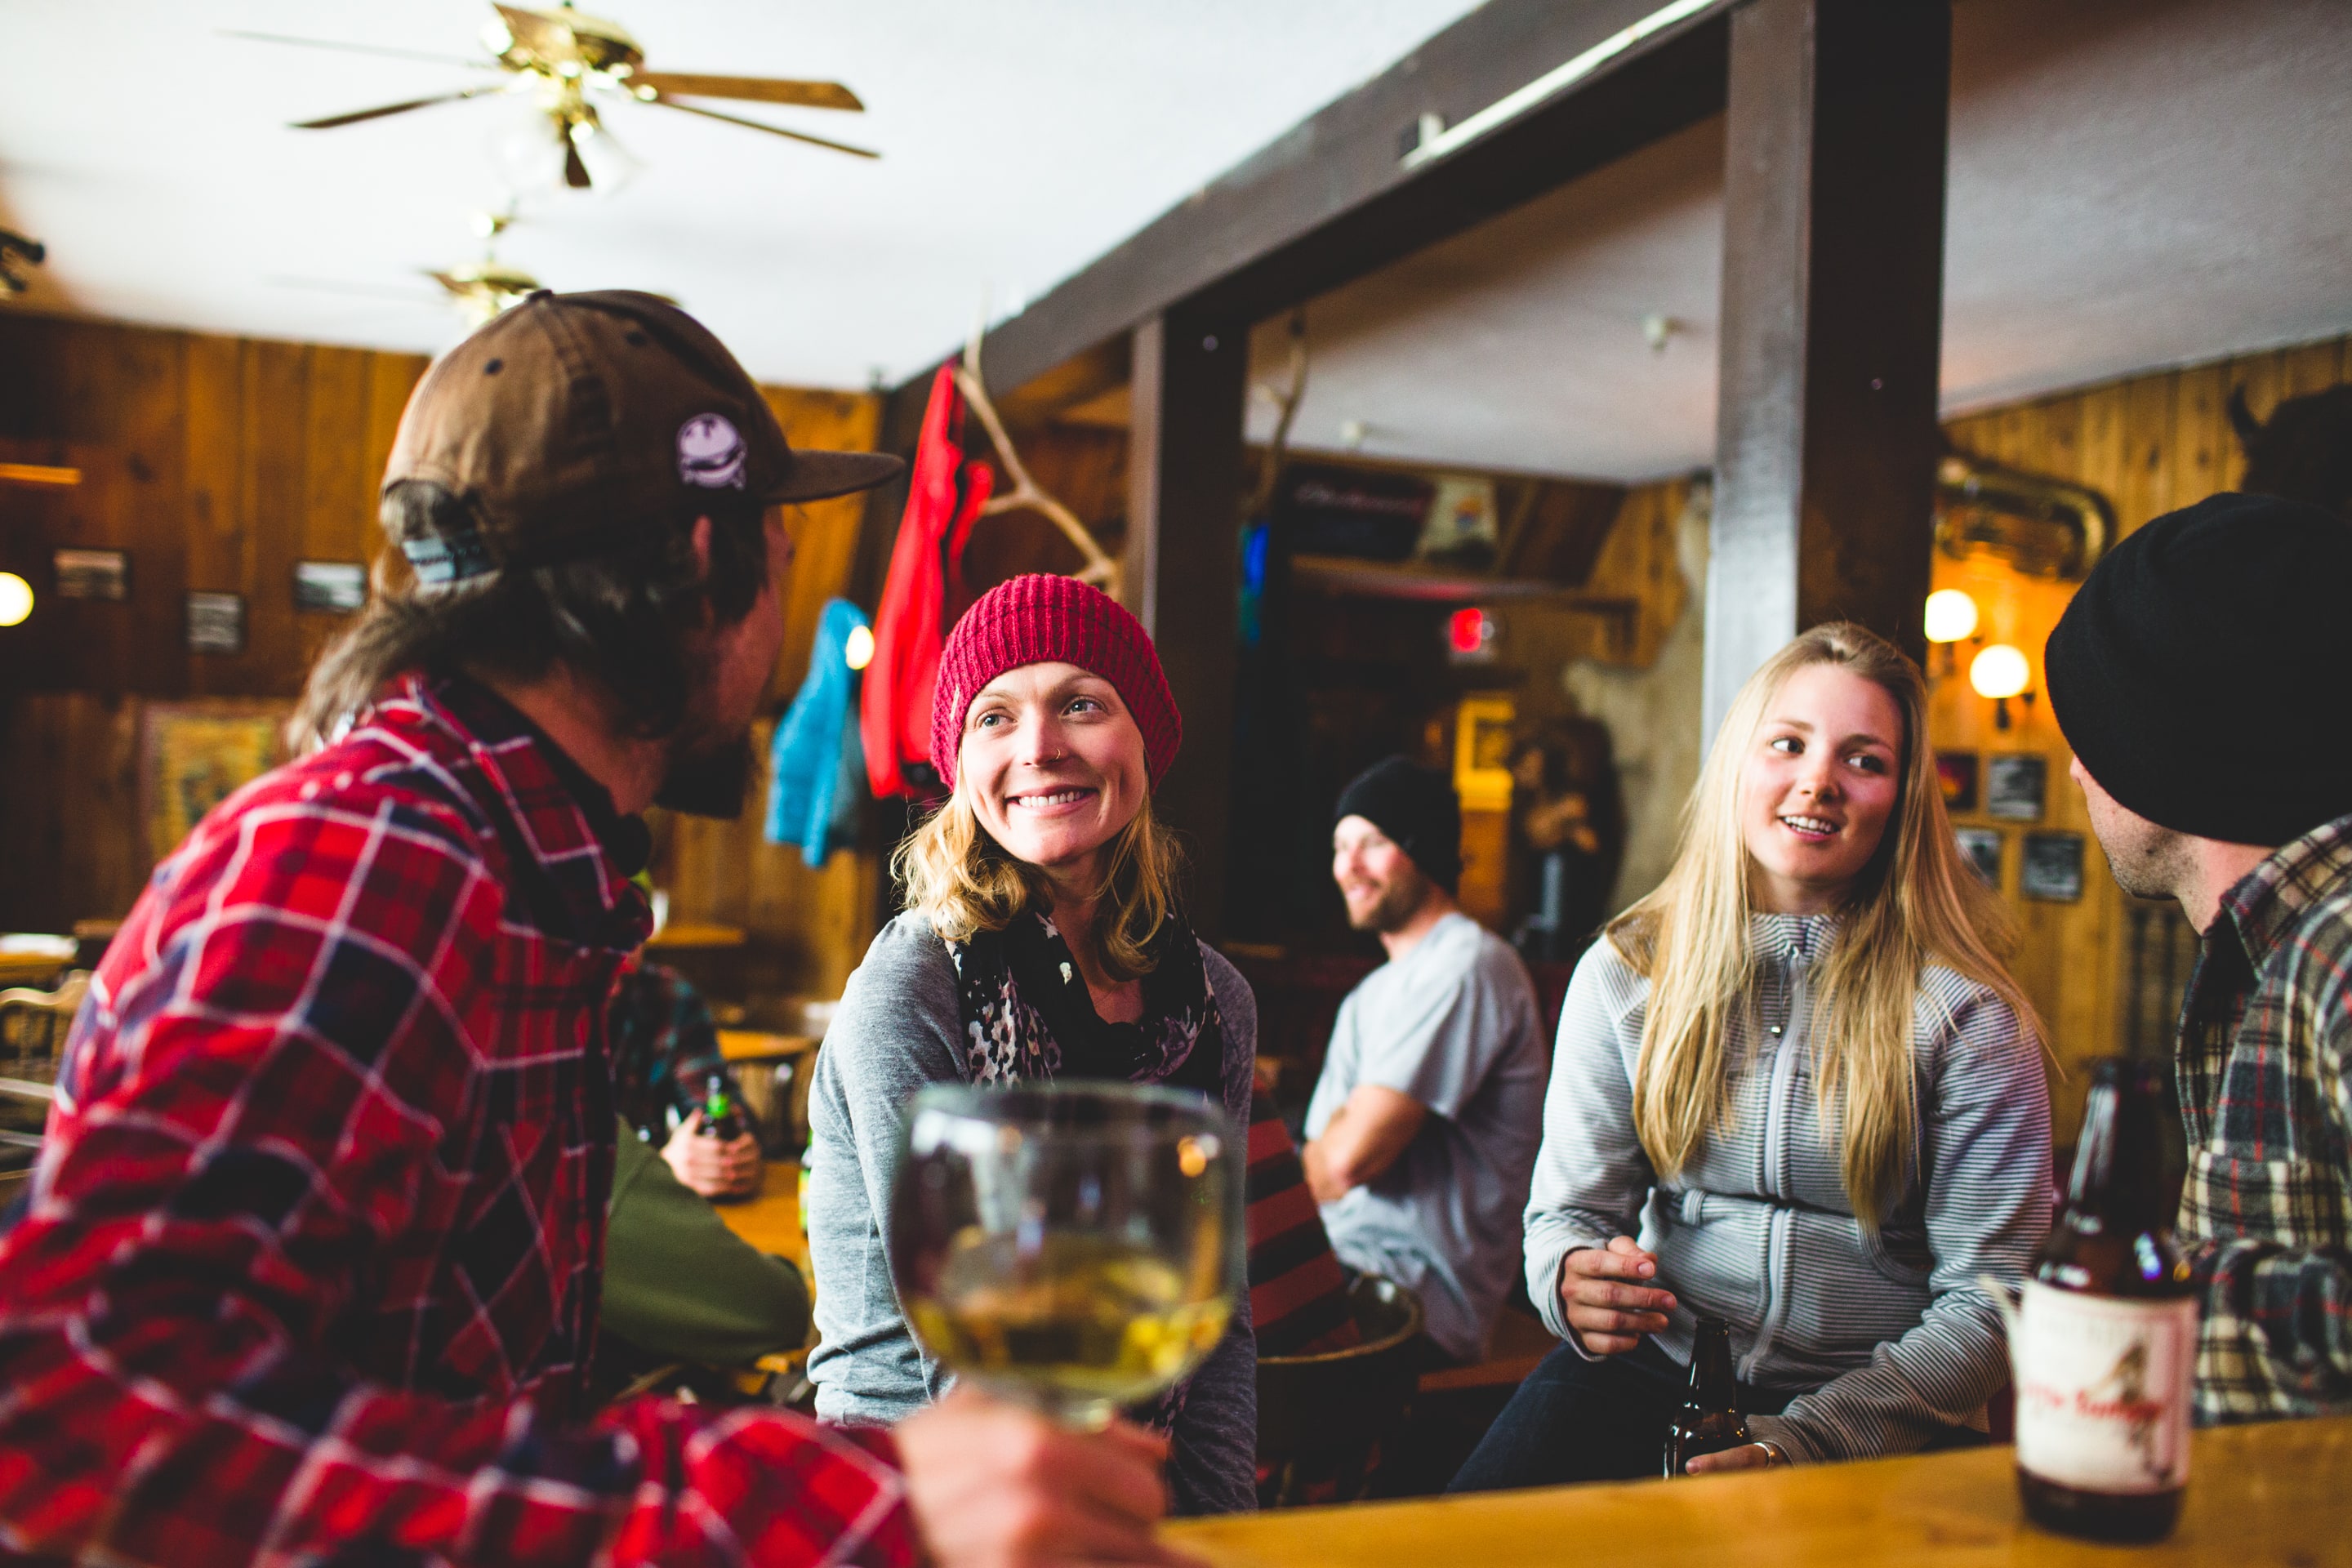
[2174,813,2352,1423]
[1525,914,2051,1463]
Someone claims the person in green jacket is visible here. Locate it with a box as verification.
[603,1116,810,1374]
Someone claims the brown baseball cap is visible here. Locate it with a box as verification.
[384,289,903,583]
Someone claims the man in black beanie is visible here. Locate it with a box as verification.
[2047,490,2352,1427]
[1300,756,1548,1363]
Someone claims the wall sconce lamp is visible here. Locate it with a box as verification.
[0,572,33,628]
[1922,587,1979,677]
[1969,642,2034,730]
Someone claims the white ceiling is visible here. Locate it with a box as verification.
[1247,0,2352,481]
[8,0,2347,485]
[0,0,1485,387]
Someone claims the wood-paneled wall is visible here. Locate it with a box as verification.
[0,315,427,698]
[0,314,884,990]
[1931,332,2350,1136]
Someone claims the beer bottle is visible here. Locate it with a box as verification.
[701,1071,746,1143]
[2014,1058,2195,1543]
[1663,1314,1750,1477]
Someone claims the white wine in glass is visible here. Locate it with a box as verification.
[893,1082,1241,1430]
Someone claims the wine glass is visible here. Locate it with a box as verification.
[891,1081,1242,1431]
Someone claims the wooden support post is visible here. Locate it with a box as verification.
[1704,0,1951,742]
[1124,313,1248,938]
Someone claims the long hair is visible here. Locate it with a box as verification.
[1607,622,2038,1226]
[894,785,1186,983]
[290,479,770,751]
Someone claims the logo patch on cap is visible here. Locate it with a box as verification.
[677,413,748,489]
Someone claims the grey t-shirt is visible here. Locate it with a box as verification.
[1304,911,1548,1361]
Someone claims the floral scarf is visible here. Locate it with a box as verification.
[945,910,1225,1102]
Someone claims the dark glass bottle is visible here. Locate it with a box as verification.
[701,1071,746,1143]
[1663,1315,1750,1477]
[2014,1058,2196,1543]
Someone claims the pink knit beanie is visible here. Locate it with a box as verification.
[930,574,1182,790]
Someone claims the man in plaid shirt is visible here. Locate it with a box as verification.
[0,292,1192,1567]
[2048,491,2352,1423]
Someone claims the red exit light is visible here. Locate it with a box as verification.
[1448,607,1487,654]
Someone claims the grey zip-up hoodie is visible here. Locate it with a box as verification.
[804,912,1259,1516]
[1526,914,2051,1462]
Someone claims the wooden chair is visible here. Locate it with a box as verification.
[1254,1274,1425,1508]
[0,971,81,1202]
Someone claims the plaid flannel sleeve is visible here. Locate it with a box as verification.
[2184,1002,2352,1422]
[0,793,916,1568]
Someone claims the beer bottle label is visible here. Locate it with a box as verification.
[2013,1281,2195,1494]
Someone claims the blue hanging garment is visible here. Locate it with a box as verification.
[765,599,868,866]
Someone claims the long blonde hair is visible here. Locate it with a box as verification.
[1608,622,2038,1225]
[894,787,1186,983]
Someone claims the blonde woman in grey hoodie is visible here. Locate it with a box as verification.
[1454,622,2050,1489]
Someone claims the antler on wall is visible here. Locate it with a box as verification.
[956,325,1122,598]
[1247,310,1309,520]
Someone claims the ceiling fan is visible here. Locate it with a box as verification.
[232,2,876,190]
[427,211,541,326]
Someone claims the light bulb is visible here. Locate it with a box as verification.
[1970,643,2030,701]
[844,624,875,671]
[1922,588,1979,644]
[0,572,31,627]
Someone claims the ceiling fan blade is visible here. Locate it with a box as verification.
[291,85,505,130]
[564,137,594,189]
[630,73,862,111]
[220,29,501,70]
[643,95,880,158]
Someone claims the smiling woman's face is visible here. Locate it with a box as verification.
[960,661,1148,884]
[1738,662,1905,914]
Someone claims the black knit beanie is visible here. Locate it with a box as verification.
[2045,491,2352,847]
[1334,755,1462,893]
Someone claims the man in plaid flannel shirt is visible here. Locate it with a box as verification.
[2049,491,2352,1424]
[0,292,1192,1567]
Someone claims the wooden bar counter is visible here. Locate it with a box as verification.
[1165,1416,2352,1568]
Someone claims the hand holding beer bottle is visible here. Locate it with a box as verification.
[660,1071,764,1201]
[1664,1316,1755,1476]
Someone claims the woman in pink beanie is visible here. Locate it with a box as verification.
[804,573,1259,1517]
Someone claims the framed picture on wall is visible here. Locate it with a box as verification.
[138,701,289,865]
[2021,831,2086,902]
[54,547,128,600]
[1936,751,1980,813]
[1984,753,2047,822]
[185,591,246,655]
[293,560,368,612]
[1954,827,2003,889]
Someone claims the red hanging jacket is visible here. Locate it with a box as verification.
[862,364,991,798]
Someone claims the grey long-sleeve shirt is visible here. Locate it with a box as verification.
[1526,914,2051,1463]
[804,911,1259,1516]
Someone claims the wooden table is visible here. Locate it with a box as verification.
[644,921,747,952]
[716,1030,817,1066]
[715,1160,806,1272]
[1165,1416,2352,1567]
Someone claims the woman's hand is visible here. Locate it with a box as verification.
[898,1389,1204,1568]
[1559,1235,1677,1355]
[1685,1441,1786,1474]
[662,1110,763,1199]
